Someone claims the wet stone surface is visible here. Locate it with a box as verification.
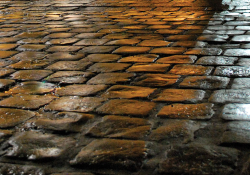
[209,89,250,103]
[157,103,214,119]
[0,108,36,128]
[221,121,250,144]
[159,143,239,175]
[87,115,151,139]
[180,76,230,89]
[70,138,146,170]
[153,89,205,103]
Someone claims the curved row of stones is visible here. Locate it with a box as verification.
[0,0,250,174]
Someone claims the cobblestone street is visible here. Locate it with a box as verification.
[0,0,250,174]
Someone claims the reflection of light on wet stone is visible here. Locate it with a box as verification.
[214,66,250,77]
[221,104,250,120]
[209,89,250,103]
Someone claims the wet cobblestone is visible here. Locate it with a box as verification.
[0,0,249,174]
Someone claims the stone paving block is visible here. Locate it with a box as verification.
[75,33,105,39]
[46,38,79,45]
[80,46,117,53]
[150,47,186,55]
[0,79,15,89]
[46,52,85,61]
[149,120,200,143]
[74,39,110,46]
[87,73,134,84]
[118,54,158,63]
[44,96,105,113]
[236,58,250,66]
[96,99,156,116]
[0,108,36,128]
[221,121,250,144]
[18,38,48,44]
[0,51,18,59]
[5,131,75,160]
[0,94,56,109]
[209,89,250,103]
[214,66,250,77]
[103,33,133,39]
[184,48,223,55]
[46,61,92,71]
[180,76,230,89]
[132,33,163,40]
[101,85,156,99]
[231,35,250,42]
[171,41,208,47]
[14,31,49,38]
[83,54,121,62]
[0,31,19,37]
[105,39,140,46]
[47,46,82,52]
[166,35,196,41]
[70,139,146,170]
[169,64,213,75]
[0,68,15,77]
[8,60,50,69]
[157,103,214,119]
[0,37,20,44]
[45,33,76,38]
[159,143,238,175]
[196,56,238,65]
[156,55,197,64]
[197,34,229,42]
[231,78,250,89]
[7,81,56,95]
[87,63,131,73]
[137,40,171,47]
[86,115,151,139]
[10,70,53,81]
[45,71,93,84]
[16,44,47,51]
[156,29,183,34]
[113,46,150,54]
[0,163,45,175]
[221,104,250,121]
[133,74,180,87]
[127,63,170,73]
[28,112,94,133]
[153,89,205,103]
[55,84,107,96]
[9,51,46,61]
[0,44,17,50]
[224,49,250,56]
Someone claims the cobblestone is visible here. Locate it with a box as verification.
[0,0,249,174]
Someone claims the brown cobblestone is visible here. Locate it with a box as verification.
[180,76,230,89]
[0,94,56,109]
[0,108,36,128]
[11,70,52,81]
[169,64,213,75]
[101,85,155,99]
[55,84,107,96]
[87,115,151,139]
[153,89,205,103]
[46,61,91,71]
[96,99,156,116]
[156,55,197,64]
[87,73,134,84]
[88,63,131,73]
[44,97,105,112]
[157,103,214,119]
[127,63,170,73]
